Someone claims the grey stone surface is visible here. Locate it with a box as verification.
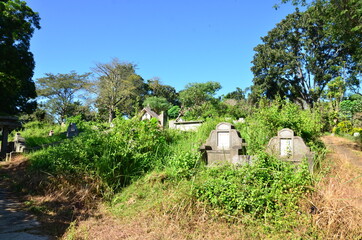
[14,133,27,153]
[66,123,79,138]
[266,128,313,166]
[200,122,250,166]
[0,189,51,240]
[0,116,22,159]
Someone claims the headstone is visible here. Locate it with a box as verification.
[266,128,313,165]
[13,133,26,153]
[66,123,79,138]
[200,122,250,166]
[0,116,21,159]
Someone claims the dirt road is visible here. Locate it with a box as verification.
[321,135,362,168]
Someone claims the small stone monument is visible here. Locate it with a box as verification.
[200,122,250,166]
[14,133,26,153]
[66,123,79,138]
[0,116,22,159]
[266,128,313,165]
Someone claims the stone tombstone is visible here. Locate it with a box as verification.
[66,123,79,138]
[266,128,313,164]
[200,122,250,166]
[0,116,22,159]
[14,133,26,153]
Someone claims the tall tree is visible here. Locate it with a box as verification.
[36,71,91,123]
[146,77,179,106]
[92,58,146,122]
[179,81,221,109]
[278,0,362,91]
[143,96,171,114]
[251,9,357,107]
[0,0,40,115]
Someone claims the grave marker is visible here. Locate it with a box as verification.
[200,122,250,166]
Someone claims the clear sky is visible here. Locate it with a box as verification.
[25,0,296,96]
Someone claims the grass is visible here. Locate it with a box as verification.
[307,136,362,239]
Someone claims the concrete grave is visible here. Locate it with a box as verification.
[266,128,313,165]
[13,133,26,153]
[200,122,250,166]
[66,123,79,138]
[0,116,21,159]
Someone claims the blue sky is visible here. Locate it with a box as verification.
[26,0,296,96]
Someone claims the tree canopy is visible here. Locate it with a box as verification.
[36,71,91,123]
[251,7,360,107]
[92,58,146,122]
[0,0,40,115]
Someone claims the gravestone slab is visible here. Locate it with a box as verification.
[14,133,26,153]
[200,122,250,166]
[66,123,79,138]
[266,128,313,166]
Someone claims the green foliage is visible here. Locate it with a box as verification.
[334,121,353,135]
[340,99,362,120]
[92,58,146,122]
[167,105,180,119]
[30,117,167,190]
[16,121,66,148]
[179,81,221,109]
[251,7,359,107]
[194,152,312,225]
[0,0,40,115]
[143,96,171,114]
[146,78,179,106]
[236,99,323,154]
[36,71,91,123]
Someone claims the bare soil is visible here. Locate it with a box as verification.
[0,155,98,239]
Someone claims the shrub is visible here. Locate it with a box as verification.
[194,152,312,227]
[335,121,353,135]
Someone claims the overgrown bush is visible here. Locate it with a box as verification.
[235,99,323,154]
[30,117,168,190]
[194,152,312,227]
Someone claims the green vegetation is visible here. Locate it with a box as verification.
[17,100,331,238]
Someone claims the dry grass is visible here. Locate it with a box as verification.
[309,136,362,239]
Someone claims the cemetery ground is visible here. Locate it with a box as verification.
[0,134,361,239]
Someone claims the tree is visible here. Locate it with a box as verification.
[143,96,171,114]
[179,81,221,108]
[325,76,346,111]
[251,9,357,107]
[179,81,221,118]
[0,0,40,115]
[146,78,179,105]
[36,71,91,123]
[224,87,247,100]
[278,0,362,92]
[92,58,146,122]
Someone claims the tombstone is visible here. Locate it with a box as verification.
[266,128,313,165]
[0,116,22,159]
[66,123,79,138]
[14,133,26,153]
[48,130,54,136]
[200,122,250,166]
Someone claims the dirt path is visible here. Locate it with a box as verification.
[0,158,53,240]
[0,188,52,240]
[321,135,362,168]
